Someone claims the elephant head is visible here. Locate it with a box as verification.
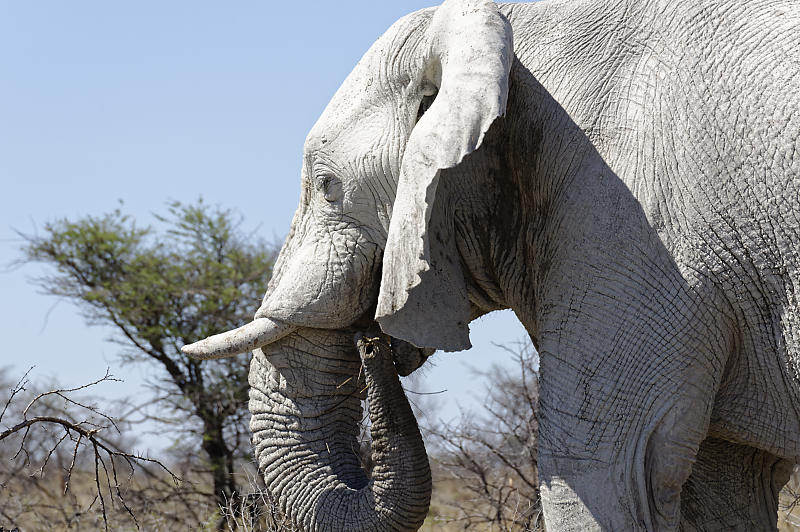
[182,0,513,529]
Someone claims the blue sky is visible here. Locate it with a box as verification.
[0,1,529,451]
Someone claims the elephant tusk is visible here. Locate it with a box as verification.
[181,318,296,359]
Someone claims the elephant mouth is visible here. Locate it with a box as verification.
[388,335,435,376]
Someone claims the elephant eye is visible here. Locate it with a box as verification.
[320,176,343,203]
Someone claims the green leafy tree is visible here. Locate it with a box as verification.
[21,200,275,517]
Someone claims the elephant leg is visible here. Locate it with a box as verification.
[535,275,731,530]
[679,437,793,531]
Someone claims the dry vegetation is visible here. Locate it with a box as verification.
[420,342,542,532]
[780,470,800,531]
[3,344,800,531]
[0,367,282,531]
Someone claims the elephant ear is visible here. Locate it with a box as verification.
[375,0,513,351]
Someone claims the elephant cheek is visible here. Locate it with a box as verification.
[259,235,380,328]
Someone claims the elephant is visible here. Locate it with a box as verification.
[182,0,800,529]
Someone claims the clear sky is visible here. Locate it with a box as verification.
[0,1,530,452]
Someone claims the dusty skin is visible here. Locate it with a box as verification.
[183,0,800,529]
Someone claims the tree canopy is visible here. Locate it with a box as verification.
[21,200,276,515]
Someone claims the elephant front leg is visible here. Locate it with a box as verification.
[679,437,793,531]
[537,389,710,530]
[534,294,730,530]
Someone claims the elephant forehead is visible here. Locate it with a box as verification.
[305,86,409,162]
[307,109,394,159]
[304,9,434,151]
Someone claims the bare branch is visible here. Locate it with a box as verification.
[1,366,34,424]
[422,339,542,531]
[1,370,181,531]
[23,368,122,432]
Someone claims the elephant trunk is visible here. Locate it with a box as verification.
[248,328,431,531]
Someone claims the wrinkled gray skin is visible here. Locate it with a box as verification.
[249,329,431,531]
[184,0,800,529]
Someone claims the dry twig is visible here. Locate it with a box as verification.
[0,369,180,531]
